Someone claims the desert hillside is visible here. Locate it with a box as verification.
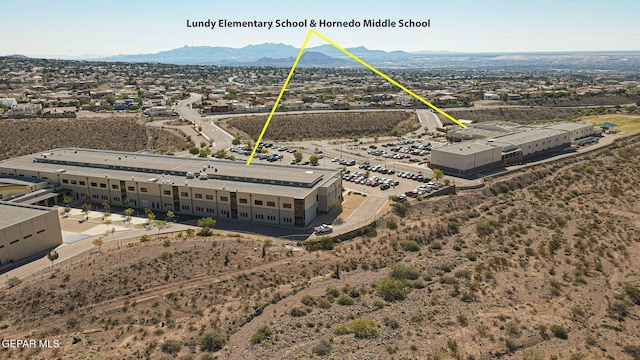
[0,117,189,160]
[1,135,639,360]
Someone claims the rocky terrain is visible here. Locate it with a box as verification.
[0,117,190,160]
[1,135,639,360]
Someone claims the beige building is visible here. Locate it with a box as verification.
[431,122,595,174]
[0,201,63,266]
[0,149,342,228]
[430,142,502,174]
[0,177,48,201]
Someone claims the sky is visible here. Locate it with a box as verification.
[2,0,639,58]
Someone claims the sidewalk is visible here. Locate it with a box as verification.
[1,210,193,283]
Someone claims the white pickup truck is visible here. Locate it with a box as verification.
[313,224,333,234]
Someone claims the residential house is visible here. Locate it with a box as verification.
[42,107,77,118]
[0,98,17,107]
[203,102,230,113]
[9,104,41,117]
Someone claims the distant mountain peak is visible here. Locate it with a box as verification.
[92,43,446,67]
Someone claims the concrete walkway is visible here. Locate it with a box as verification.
[1,208,194,283]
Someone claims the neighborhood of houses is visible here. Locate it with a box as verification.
[1,57,638,120]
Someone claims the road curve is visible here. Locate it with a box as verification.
[416,109,443,132]
[175,94,235,150]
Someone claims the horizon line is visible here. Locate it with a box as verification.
[3,47,640,60]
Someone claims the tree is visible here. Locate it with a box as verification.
[293,151,303,162]
[92,237,104,253]
[225,88,237,100]
[213,149,227,159]
[124,208,134,224]
[166,210,175,222]
[232,138,241,145]
[197,217,216,236]
[432,168,444,182]
[47,251,59,271]
[189,147,200,155]
[104,218,112,233]
[145,208,155,225]
[102,201,111,218]
[82,202,90,220]
[309,155,319,166]
[63,195,73,214]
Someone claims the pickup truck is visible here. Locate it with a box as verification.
[314,224,333,234]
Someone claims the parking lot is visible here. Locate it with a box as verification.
[225,134,448,195]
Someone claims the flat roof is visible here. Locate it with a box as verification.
[433,142,497,156]
[490,128,566,146]
[0,149,341,199]
[31,148,334,185]
[449,127,506,139]
[0,176,45,187]
[0,201,55,229]
[543,122,593,132]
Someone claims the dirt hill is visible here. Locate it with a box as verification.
[1,135,639,360]
[0,117,189,160]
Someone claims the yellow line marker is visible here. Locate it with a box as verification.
[247,29,465,165]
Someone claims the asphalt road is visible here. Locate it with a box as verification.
[416,109,443,132]
[176,94,235,150]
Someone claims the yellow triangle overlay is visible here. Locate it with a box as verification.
[246,29,466,165]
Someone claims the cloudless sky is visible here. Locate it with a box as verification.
[2,0,639,57]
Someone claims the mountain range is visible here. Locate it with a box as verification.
[88,44,640,70]
[96,43,416,67]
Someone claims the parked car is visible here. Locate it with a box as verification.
[405,190,419,197]
[314,224,333,234]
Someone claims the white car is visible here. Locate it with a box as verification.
[314,224,333,234]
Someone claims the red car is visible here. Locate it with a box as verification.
[405,190,419,198]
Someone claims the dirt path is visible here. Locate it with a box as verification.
[8,252,319,339]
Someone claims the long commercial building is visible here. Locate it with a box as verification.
[0,201,63,266]
[0,149,342,228]
[431,122,597,174]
